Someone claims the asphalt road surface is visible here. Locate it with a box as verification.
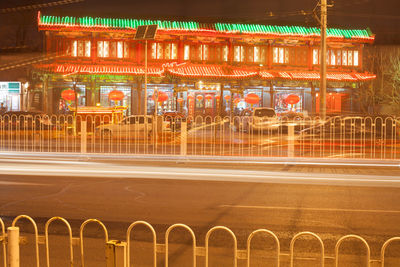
[0,154,400,266]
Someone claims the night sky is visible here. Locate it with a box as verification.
[1,0,400,48]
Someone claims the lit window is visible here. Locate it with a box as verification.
[273,47,279,63]
[273,47,289,64]
[117,41,123,58]
[72,41,77,57]
[171,43,177,59]
[77,41,84,57]
[234,46,244,62]
[184,45,190,60]
[222,45,228,62]
[85,41,91,57]
[200,44,209,61]
[97,41,109,58]
[336,50,342,65]
[348,50,353,66]
[313,48,318,65]
[354,50,359,66]
[330,50,336,65]
[342,50,347,66]
[254,46,260,63]
[164,43,177,60]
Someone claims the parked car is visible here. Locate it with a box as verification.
[162,111,192,132]
[234,107,279,133]
[96,115,154,139]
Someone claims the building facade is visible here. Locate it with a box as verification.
[33,12,376,117]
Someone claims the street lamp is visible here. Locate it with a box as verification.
[134,24,158,115]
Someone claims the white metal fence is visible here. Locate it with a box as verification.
[1,215,400,267]
[0,114,398,159]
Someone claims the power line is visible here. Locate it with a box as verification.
[0,0,84,14]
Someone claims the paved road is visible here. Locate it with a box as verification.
[0,154,400,266]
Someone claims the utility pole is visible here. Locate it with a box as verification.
[320,0,327,120]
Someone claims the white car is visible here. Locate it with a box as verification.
[236,108,279,132]
[96,115,155,139]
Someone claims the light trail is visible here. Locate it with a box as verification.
[0,158,399,187]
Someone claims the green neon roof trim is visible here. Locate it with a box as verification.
[39,13,374,39]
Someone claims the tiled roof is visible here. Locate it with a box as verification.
[38,12,374,41]
[34,62,376,82]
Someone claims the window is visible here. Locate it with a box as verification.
[85,41,91,57]
[97,41,109,58]
[273,47,289,64]
[223,45,228,62]
[353,51,359,66]
[313,48,319,65]
[151,43,163,60]
[234,46,245,62]
[184,45,190,60]
[200,44,209,61]
[69,40,91,57]
[164,43,177,60]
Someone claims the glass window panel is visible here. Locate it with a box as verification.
[117,41,123,58]
[284,48,289,63]
[85,40,91,57]
[157,43,163,59]
[97,41,103,57]
[260,47,266,64]
[254,46,259,63]
[336,50,342,65]
[77,41,84,57]
[279,47,284,63]
[124,42,129,58]
[171,43,177,59]
[273,47,278,63]
[330,50,336,65]
[103,41,109,57]
[342,50,348,66]
[354,50,359,66]
[223,45,228,62]
[234,46,241,62]
[184,45,190,60]
[109,42,116,58]
[151,43,157,59]
[348,50,353,66]
[72,40,77,57]
[313,48,319,65]
[165,44,171,60]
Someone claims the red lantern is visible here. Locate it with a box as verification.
[152,91,168,102]
[177,98,184,103]
[215,95,220,100]
[109,90,124,101]
[285,94,300,105]
[196,95,203,101]
[61,89,75,101]
[245,93,260,105]
[187,95,194,101]
[205,94,213,100]
[224,95,231,101]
